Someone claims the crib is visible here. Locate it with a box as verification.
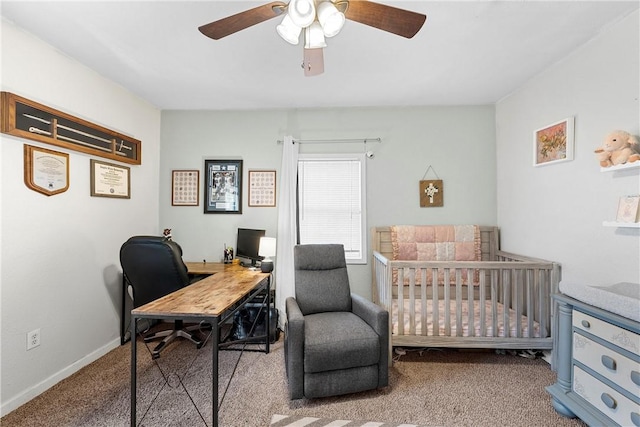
[371,225,561,365]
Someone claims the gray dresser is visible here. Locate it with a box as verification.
[547,293,640,426]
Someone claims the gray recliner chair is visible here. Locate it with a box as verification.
[284,244,389,399]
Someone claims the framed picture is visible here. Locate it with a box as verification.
[90,159,130,198]
[171,170,199,206]
[204,159,242,213]
[23,144,69,196]
[248,170,276,207]
[419,179,443,207]
[616,195,640,223]
[533,117,574,167]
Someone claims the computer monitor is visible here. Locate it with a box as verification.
[235,228,266,266]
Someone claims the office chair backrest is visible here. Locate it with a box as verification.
[120,236,190,308]
[294,244,351,315]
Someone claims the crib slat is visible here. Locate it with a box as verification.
[398,268,405,335]
[491,269,498,337]
[444,269,451,336]
[455,270,463,337]
[420,268,427,336]
[514,269,522,338]
[432,268,439,337]
[479,270,486,337]
[526,269,534,338]
[409,268,416,335]
[503,269,510,337]
[467,268,474,337]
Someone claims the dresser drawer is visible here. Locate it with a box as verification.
[573,365,640,427]
[573,310,640,356]
[573,332,640,396]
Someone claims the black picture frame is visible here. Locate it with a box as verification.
[204,159,243,214]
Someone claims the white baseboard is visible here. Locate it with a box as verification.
[1,337,121,417]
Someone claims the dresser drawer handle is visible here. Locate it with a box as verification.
[631,412,640,427]
[581,319,591,328]
[601,393,617,409]
[601,355,617,371]
[632,371,640,387]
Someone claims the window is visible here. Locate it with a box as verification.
[297,153,367,264]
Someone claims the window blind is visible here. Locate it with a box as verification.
[298,155,365,263]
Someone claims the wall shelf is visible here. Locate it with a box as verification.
[602,221,640,228]
[600,162,640,172]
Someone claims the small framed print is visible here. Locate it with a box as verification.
[248,170,276,207]
[419,179,443,207]
[24,144,69,196]
[533,117,574,167]
[204,159,242,214]
[171,170,199,206]
[616,195,640,223]
[90,159,130,198]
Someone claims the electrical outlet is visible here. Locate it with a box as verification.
[27,328,40,350]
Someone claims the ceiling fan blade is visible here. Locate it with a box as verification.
[199,1,287,40]
[303,48,324,76]
[344,0,426,39]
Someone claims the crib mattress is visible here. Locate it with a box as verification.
[392,298,542,338]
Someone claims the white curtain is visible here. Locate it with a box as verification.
[275,135,299,323]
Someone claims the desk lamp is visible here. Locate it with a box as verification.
[258,237,276,273]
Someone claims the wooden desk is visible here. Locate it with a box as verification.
[121,262,240,344]
[130,269,270,427]
[184,261,237,275]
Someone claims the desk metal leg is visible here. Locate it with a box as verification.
[266,277,271,353]
[130,317,137,427]
[212,316,219,427]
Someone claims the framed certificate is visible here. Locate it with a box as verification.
[24,144,69,196]
[90,159,130,198]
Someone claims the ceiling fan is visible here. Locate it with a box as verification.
[198,0,426,76]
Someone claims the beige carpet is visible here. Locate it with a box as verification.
[1,336,587,427]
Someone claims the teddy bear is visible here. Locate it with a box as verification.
[594,130,640,167]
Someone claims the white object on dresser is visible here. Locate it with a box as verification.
[547,292,640,426]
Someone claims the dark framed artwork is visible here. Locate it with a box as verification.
[204,159,242,213]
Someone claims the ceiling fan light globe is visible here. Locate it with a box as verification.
[304,21,327,49]
[317,1,345,37]
[288,0,316,28]
[276,14,301,45]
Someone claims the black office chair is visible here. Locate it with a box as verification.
[120,236,204,358]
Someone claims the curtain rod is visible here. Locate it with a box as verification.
[276,137,381,145]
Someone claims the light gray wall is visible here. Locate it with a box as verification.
[160,106,497,297]
[0,20,161,414]
[495,10,640,286]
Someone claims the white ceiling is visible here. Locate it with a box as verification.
[1,1,638,110]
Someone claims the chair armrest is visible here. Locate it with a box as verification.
[351,293,388,336]
[352,293,389,385]
[285,297,305,399]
